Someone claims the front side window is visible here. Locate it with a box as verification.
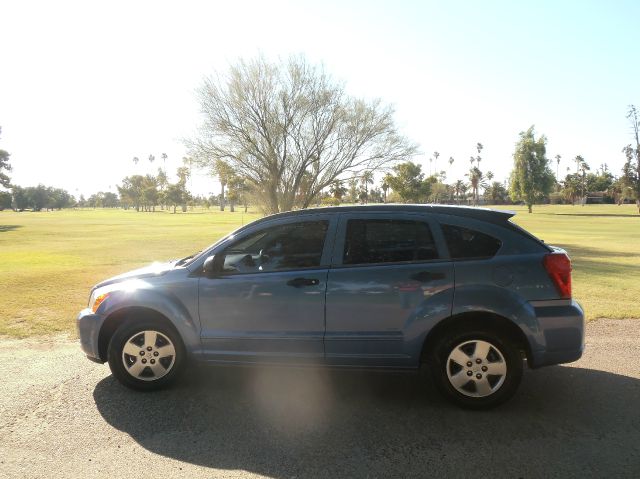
[441,224,502,260]
[343,219,438,265]
[221,221,329,273]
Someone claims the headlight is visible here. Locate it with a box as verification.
[90,292,110,313]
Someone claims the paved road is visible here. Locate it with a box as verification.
[1,319,639,478]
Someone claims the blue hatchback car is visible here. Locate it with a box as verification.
[77,205,585,408]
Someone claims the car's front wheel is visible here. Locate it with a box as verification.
[107,319,185,391]
[430,328,523,409]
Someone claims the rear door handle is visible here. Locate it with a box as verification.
[410,271,445,282]
[287,277,320,288]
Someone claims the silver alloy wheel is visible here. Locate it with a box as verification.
[446,339,507,398]
[121,330,176,381]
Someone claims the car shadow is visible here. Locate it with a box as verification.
[94,365,640,477]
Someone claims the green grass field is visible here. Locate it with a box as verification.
[0,204,638,338]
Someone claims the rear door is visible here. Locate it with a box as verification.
[324,213,454,367]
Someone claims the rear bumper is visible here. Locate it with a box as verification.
[528,299,585,368]
[76,308,106,363]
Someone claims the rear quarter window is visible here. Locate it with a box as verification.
[441,224,502,260]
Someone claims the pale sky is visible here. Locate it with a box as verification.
[1,0,639,197]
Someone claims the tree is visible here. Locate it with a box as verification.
[483,181,508,204]
[384,161,431,203]
[465,167,489,206]
[118,175,145,211]
[132,156,139,167]
[329,180,347,201]
[561,173,582,205]
[555,154,561,181]
[360,171,374,204]
[187,55,417,214]
[348,176,359,203]
[165,183,187,213]
[156,168,168,209]
[0,191,11,210]
[141,175,159,211]
[0,127,11,188]
[11,186,28,210]
[453,180,467,205]
[211,159,234,211]
[148,154,155,165]
[161,153,168,173]
[433,151,440,175]
[509,126,555,213]
[476,143,483,169]
[381,179,389,203]
[578,158,590,205]
[622,105,640,213]
[226,174,245,212]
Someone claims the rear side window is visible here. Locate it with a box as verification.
[441,224,501,260]
[343,219,438,265]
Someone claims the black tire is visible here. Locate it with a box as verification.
[429,328,523,409]
[107,318,186,391]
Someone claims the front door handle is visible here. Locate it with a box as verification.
[287,277,320,288]
[410,271,445,282]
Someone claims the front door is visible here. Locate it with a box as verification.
[198,216,336,363]
[325,213,454,367]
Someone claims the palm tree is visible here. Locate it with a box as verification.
[465,167,489,206]
[132,156,139,167]
[381,180,389,203]
[574,155,584,173]
[148,154,155,165]
[476,143,483,169]
[360,171,374,204]
[213,159,233,211]
[448,156,454,170]
[579,159,590,206]
[470,156,475,167]
[433,151,440,175]
[161,153,168,174]
[555,154,561,180]
[453,180,467,205]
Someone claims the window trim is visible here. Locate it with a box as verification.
[331,212,447,268]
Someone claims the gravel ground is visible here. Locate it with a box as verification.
[1,319,639,479]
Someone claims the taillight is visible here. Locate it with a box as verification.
[543,253,572,299]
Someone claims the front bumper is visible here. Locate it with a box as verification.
[76,308,106,363]
[528,299,585,368]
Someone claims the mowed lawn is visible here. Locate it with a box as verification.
[0,204,638,338]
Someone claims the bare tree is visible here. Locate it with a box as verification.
[187,56,417,214]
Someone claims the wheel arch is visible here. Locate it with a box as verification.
[98,306,183,362]
[420,312,532,365]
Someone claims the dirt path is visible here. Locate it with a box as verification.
[1,319,639,478]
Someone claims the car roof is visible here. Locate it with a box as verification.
[254,204,516,226]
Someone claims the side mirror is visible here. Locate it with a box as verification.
[203,255,220,276]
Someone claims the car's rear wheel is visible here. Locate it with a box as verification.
[430,328,523,409]
[107,319,185,391]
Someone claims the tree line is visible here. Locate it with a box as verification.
[1,56,639,214]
